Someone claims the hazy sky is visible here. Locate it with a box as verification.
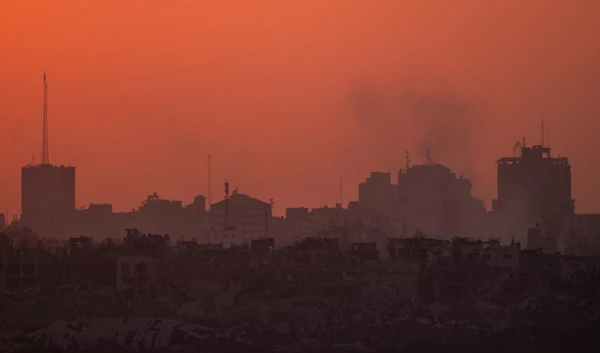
[1,0,599,217]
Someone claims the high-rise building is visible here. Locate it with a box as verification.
[358,172,397,216]
[398,164,486,237]
[492,144,574,250]
[19,72,76,237]
[21,164,76,236]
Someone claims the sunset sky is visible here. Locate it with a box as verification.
[1,0,599,217]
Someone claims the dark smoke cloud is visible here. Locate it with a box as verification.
[337,78,484,184]
[410,82,480,177]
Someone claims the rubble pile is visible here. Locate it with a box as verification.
[0,318,233,353]
[1,231,599,351]
[1,287,598,352]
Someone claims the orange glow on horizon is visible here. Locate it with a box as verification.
[1,0,599,216]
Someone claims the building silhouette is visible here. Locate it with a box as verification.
[492,144,574,250]
[21,164,76,238]
[208,191,272,247]
[358,172,398,217]
[7,73,597,260]
[566,214,600,256]
[71,193,208,241]
[398,163,486,237]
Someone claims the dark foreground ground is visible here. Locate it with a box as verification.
[23,326,598,353]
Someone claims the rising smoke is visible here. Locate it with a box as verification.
[337,78,484,184]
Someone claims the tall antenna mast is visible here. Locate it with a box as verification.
[405,151,410,170]
[42,71,49,165]
[264,202,270,238]
[207,155,212,210]
[224,180,230,228]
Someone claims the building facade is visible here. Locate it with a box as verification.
[21,164,76,237]
[209,193,272,247]
[492,144,574,248]
[398,164,486,237]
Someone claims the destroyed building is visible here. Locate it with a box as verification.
[566,213,600,256]
[116,254,162,301]
[1,228,599,352]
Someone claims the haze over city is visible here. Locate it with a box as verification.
[3,2,600,352]
[1,0,600,217]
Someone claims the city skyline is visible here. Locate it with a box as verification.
[0,113,597,219]
[1,3,599,351]
[0,127,594,220]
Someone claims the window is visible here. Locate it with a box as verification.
[122,263,130,278]
[503,254,512,260]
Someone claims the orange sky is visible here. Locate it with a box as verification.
[1,0,599,217]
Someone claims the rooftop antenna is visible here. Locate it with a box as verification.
[42,71,49,165]
[426,150,433,164]
[513,140,522,157]
[224,180,230,229]
[207,155,212,210]
[541,120,545,147]
[339,177,343,207]
[405,151,411,170]
[264,202,270,237]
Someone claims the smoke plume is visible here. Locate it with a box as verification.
[337,78,483,185]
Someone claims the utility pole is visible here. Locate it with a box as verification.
[207,155,212,210]
[42,71,49,165]
[339,177,343,208]
[541,120,545,147]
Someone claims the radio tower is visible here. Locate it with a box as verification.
[207,155,212,210]
[42,71,49,165]
[339,177,343,207]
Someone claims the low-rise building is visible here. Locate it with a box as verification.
[116,254,161,300]
[482,243,521,270]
